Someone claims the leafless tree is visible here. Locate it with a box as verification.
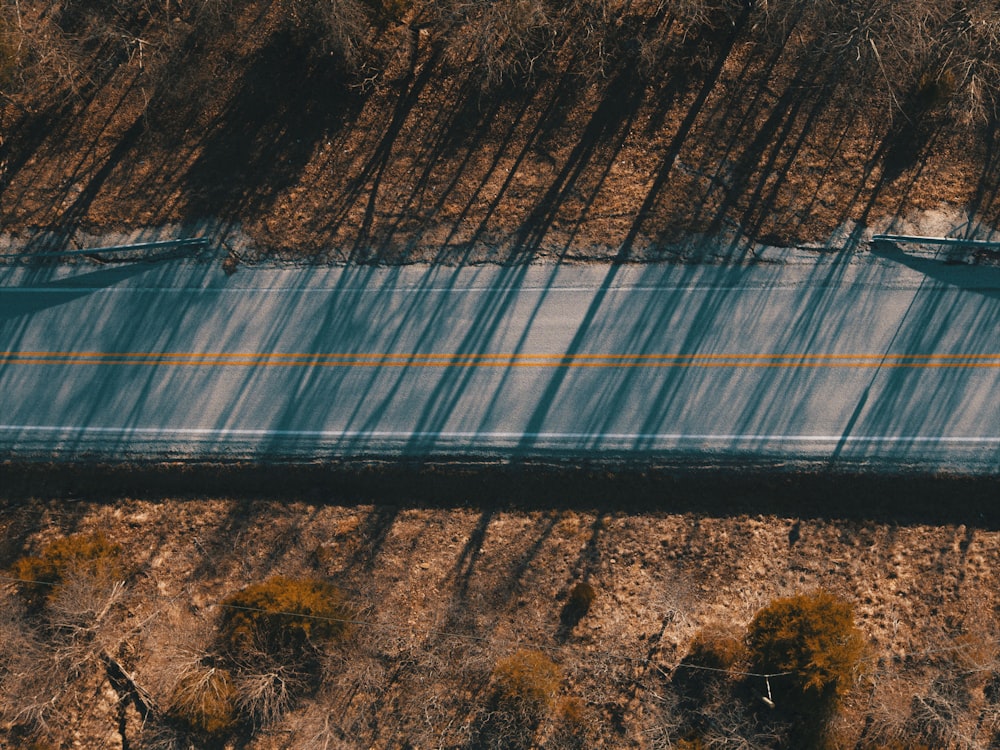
[435,0,556,89]
[285,0,376,71]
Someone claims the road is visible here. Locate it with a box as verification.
[0,255,998,471]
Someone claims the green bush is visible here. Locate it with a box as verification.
[167,665,237,736]
[492,649,562,716]
[219,576,352,659]
[12,532,124,610]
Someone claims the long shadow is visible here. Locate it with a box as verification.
[510,65,645,261]
[0,63,138,227]
[456,79,579,262]
[372,75,502,257]
[412,73,573,263]
[678,6,807,214]
[429,93,536,261]
[450,509,495,606]
[399,264,536,453]
[0,262,162,321]
[688,46,831,246]
[829,82,958,245]
[730,63,832,242]
[513,264,624,454]
[619,8,750,260]
[343,32,442,261]
[3,463,999,527]
[847,258,1000,466]
[179,31,364,221]
[0,105,68,203]
[870,241,1000,300]
[967,114,1000,228]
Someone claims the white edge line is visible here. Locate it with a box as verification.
[0,286,771,294]
[0,425,997,444]
[0,283,960,294]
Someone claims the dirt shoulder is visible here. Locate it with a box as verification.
[2,2,998,265]
[2,1,1000,744]
[2,463,999,748]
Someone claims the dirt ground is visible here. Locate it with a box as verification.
[3,3,1000,746]
[2,2,999,264]
[2,465,999,748]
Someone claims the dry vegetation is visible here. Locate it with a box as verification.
[1,465,1000,748]
[1,0,999,261]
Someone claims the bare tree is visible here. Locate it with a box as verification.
[435,0,556,89]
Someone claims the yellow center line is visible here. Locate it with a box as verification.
[0,351,999,368]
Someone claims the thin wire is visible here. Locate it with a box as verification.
[0,573,59,586]
[10,573,982,683]
[0,575,796,680]
[219,601,792,679]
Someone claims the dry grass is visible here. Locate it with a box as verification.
[0,465,998,747]
[1,0,998,262]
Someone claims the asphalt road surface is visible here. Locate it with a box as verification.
[1,254,997,471]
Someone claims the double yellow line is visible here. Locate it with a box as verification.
[1,351,999,368]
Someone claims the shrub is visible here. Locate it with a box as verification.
[446,0,557,90]
[492,649,562,716]
[551,696,594,748]
[219,576,352,660]
[686,626,747,672]
[746,591,864,703]
[479,650,562,749]
[167,665,237,736]
[746,590,865,745]
[283,0,374,71]
[672,625,747,724]
[674,625,746,700]
[12,532,124,611]
[917,68,957,112]
[212,577,352,730]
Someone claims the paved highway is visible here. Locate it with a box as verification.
[0,256,997,471]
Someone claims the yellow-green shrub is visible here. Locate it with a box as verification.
[12,532,124,610]
[686,626,747,672]
[492,649,562,716]
[552,695,594,747]
[746,591,864,703]
[219,576,352,659]
[746,590,865,747]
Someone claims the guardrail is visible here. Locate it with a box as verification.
[1,237,210,259]
[872,234,1000,249]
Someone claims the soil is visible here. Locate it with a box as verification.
[1,463,999,748]
[1,2,998,264]
[2,3,1000,747]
